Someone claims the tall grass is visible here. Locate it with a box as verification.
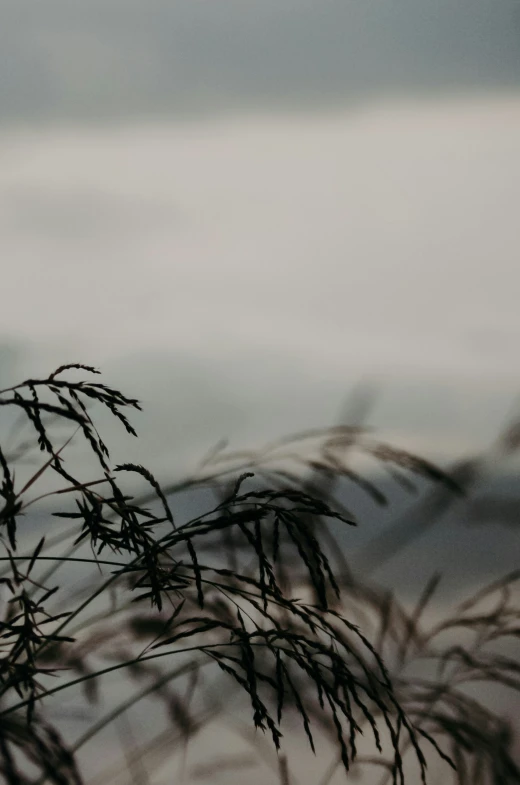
[0,365,518,784]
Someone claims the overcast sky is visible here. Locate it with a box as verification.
[2,96,520,478]
[1,0,520,123]
[1,0,520,476]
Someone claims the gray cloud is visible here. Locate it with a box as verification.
[1,0,520,123]
[0,187,179,240]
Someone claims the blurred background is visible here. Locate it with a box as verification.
[2,0,520,472]
[1,1,520,783]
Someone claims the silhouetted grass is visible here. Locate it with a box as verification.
[0,365,518,784]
